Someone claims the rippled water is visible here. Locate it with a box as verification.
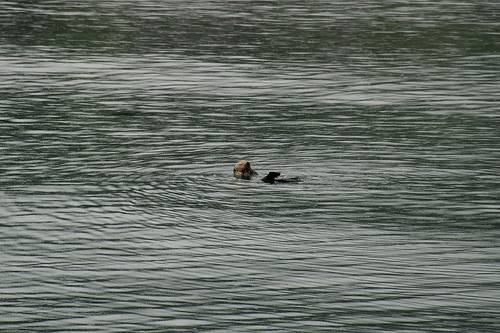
[1,1,499,332]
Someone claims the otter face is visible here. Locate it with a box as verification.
[234,160,258,179]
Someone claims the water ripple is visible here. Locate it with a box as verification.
[1,1,500,331]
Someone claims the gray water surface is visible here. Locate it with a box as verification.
[1,1,500,332]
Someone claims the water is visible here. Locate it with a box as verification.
[1,1,499,331]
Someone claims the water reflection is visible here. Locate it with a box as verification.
[1,1,499,332]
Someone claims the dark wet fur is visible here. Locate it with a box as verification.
[261,172,301,184]
[261,172,281,184]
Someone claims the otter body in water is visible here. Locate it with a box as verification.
[261,172,301,184]
[234,161,301,184]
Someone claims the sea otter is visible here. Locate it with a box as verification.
[234,161,301,184]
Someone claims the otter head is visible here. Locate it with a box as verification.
[234,160,258,179]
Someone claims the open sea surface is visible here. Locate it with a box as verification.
[1,1,499,332]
